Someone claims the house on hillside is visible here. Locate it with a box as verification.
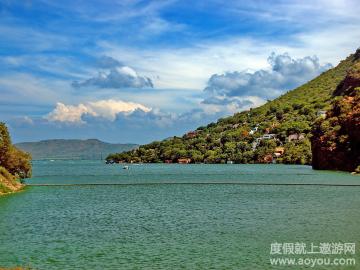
[272,147,285,163]
[263,154,273,163]
[287,133,305,142]
[274,147,285,158]
[252,141,258,151]
[317,110,327,118]
[262,134,276,139]
[185,131,197,138]
[252,134,277,150]
[249,126,258,135]
[178,158,191,164]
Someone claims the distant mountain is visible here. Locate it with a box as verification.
[15,139,138,160]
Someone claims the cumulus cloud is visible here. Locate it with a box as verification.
[43,97,226,132]
[96,55,123,68]
[72,56,154,89]
[46,99,151,123]
[17,105,223,144]
[203,52,332,107]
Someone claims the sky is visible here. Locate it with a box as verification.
[0,0,359,144]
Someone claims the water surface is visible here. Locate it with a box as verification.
[0,161,359,269]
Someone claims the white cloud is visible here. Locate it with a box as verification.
[42,97,237,131]
[46,103,91,123]
[72,60,154,89]
[87,99,151,120]
[99,38,272,90]
[96,56,122,68]
[203,52,332,101]
[45,99,151,123]
[99,31,358,91]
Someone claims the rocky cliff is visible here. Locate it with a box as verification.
[311,49,360,172]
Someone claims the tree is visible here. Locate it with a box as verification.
[4,146,32,178]
[0,123,32,179]
[0,122,11,165]
[282,139,312,165]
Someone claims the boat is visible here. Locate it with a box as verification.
[123,165,129,170]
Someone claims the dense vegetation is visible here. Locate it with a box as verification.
[16,139,138,160]
[312,53,360,172]
[107,50,359,165]
[0,123,32,195]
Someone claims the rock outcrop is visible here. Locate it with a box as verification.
[0,167,24,195]
[311,50,360,172]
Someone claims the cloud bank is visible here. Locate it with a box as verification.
[46,99,151,123]
[72,56,154,89]
[203,52,332,107]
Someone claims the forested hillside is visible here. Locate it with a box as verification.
[107,50,359,165]
[0,123,32,195]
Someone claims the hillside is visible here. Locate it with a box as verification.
[106,49,359,165]
[0,123,31,195]
[312,51,360,172]
[16,139,138,160]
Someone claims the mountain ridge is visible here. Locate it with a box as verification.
[16,139,138,160]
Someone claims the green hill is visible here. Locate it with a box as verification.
[107,49,359,165]
[16,139,138,160]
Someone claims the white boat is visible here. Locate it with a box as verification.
[123,165,129,170]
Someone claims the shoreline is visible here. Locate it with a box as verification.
[0,183,25,196]
[0,169,26,196]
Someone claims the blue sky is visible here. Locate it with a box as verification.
[1,0,359,143]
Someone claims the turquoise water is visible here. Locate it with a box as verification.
[0,161,359,269]
[26,160,360,185]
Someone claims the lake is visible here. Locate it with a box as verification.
[0,160,359,269]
